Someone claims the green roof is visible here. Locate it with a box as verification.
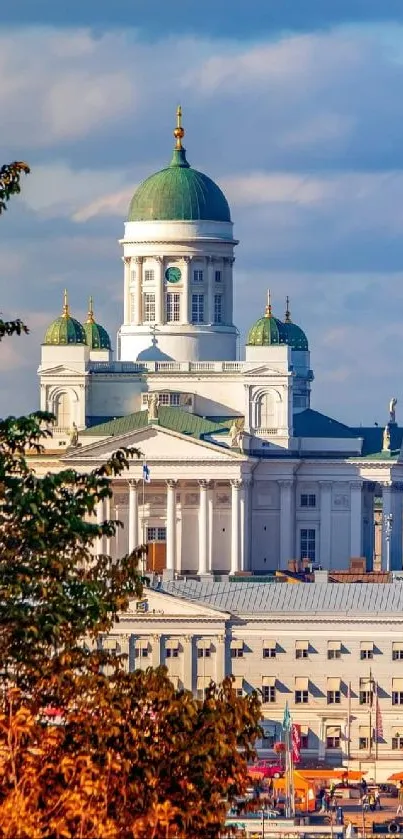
[83,320,111,351]
[128,146,231,223]
[82,408,232,440]
[247,311,287,346]
[283,320,308,351]
[44,315,86,346]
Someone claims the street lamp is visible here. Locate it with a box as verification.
[384,513,393,572]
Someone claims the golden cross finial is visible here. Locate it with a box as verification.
[285,295,291,323]
[62,288,69,318]
[265,288,272,317]
[86,295,95,324]
[174,104,185,150]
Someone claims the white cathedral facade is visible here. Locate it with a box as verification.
[36,108,403,575]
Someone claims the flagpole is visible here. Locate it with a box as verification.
[142,460,146,576]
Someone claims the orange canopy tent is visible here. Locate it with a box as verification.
[274,770,316,812]
[388,772,403,782]
[332,770,367,781]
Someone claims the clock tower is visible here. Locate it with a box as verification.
[117,107,238,363]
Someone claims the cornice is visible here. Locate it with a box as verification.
[120,238,239,246]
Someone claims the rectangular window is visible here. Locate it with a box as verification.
[193,269,204,283]
[360,649,373,660]
[295,641,309,659]
[393,644,403,660]
[261,731,276,748]
[215,270,222,283]
[392,735,403,750]
[262,686,276,703]
[263,646,276,658]
[134,646,149,658]
[393,691,403,705]
[359,736,370,750]
[214,294,223,324]
[295,690,308,704]
[300,528,316,561]
[327,642,342,660]
[327,690,341,705]
[144,269,154,282]
[143,293,156,322]
[146,527,166,542]
[192,293,204,324]
[230,647,243,658]
[166,292,180,322]
[296,648,308,659]
[326,727,341,749]
[158,393,170,405]
[166,647,178,659]
[230,640,244,658]
[301,493,316,507]
[197,648,211,658]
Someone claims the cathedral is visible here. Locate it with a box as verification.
[35,108,403,575]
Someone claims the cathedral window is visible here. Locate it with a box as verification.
[146,527,166,542]
[166,293,180,322]
[55,392,70,428]
[143,293,156,322]
[214,294,223,324]
[144,269,155,283]
[192,294,204,323]
[193,269,204,283]
[215,270,222,283]
[300,528,316,562]
[258,391,276,428]
[301,493,316,508]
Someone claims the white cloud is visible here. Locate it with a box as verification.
[20,162,128,217]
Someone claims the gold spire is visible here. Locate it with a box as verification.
[285,295,291,323]
[173,104,185,150]
[86,295,95,324]
[62,288,70,318]
[265,288,272,317]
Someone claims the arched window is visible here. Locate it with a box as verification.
[258,392,276,428]
[55,392,70,428]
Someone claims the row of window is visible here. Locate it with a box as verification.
[136,292,224,324]
[131,268,223,284]
[234,639,403,660]
[261,729,403,752]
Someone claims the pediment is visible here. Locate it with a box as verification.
[38,364,86,377]
[125,588,229,619]
[63,423,245,464]
[244,364,285,377]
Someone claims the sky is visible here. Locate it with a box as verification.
[2,1,403,424]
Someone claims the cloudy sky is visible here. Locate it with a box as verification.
[2,1,403,424]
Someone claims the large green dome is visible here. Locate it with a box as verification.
[44,291,87,346]
[247,295,287,347]
[83,297,111,351]
[128,108,231,223]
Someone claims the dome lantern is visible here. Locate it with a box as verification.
[127,107,231,223]
[83,296,112,351]
[43,290,87,346]
[246,290,288,347]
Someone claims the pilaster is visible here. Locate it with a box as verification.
[166,479,177,572]
[230,478,242,575]
[182,635,194,692]
[198,480,210,575]
[155,256,164,323]
[319,481,332,568]
[350,480,363,557]
[279,479,294,567]
[134,257,143,325]
[181,256,190,324]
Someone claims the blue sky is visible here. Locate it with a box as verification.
[2,2,403,424]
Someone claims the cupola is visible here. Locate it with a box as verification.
[43,290,87,346]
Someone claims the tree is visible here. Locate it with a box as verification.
[0,162,30,340]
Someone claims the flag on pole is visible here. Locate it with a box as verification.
[282,701,291,732]
[375,682,383,742]
[291,724,301,764]
[142,462,151,483]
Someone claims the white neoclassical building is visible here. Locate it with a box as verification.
[35,108,403,574]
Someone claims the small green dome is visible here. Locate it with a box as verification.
[283,298,308,350]
[128,108,231,223]
[247,295,287,346]
[83,297,111,351]
[44,291,87,346]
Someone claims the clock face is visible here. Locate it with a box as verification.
[165,266,182,284]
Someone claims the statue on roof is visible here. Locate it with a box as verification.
[383,423,391,453]
[69,422,79,448]
[389,397,397,424]
[147,392,159,422]
[229,418,245,448]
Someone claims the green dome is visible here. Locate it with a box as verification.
[44,292,87,346]
[83,298,111,351]
[283,320,308,351]
[247,297,287,347]
[128,109,230,223]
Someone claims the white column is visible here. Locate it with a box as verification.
[123,257,131,324]
[135,257,143,325]
[207,256,215,324]
[230,479,242,575]
[279,479,294,568]
[319,481,332,568]
[96,498,104,555]
[240,477,252,572]
[198,480,209,575]
[215,635,225,684]
[350,480,363,557]
[225,257,235,325]
[208,482,214,572]
[166,480,177,572]
[155,256,164,323]
[182,635,193,692]
[105,496,111,556]
[182,256,190,324]
[128,480,139,553]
